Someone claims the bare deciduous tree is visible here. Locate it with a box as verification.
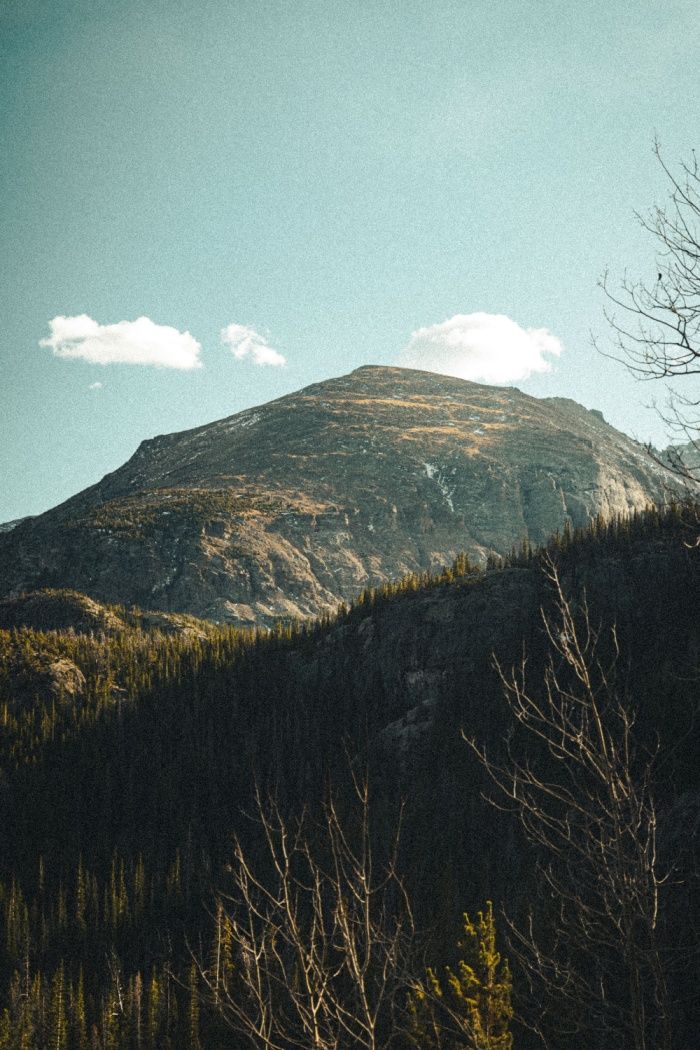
[597,141,700,482]
[465,558,674,1050]
[198,774,414,1050]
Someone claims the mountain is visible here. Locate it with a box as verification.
[0,366,682,625]
[659,438,700,475]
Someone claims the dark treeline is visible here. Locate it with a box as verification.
[0,503,698,1047]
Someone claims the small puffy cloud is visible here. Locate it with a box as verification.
[397,312,563,384]
[88,381,103,390]
[221,323,286,367]
[40,315,202,370]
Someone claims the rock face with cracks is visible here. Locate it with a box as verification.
[0,366,682,625]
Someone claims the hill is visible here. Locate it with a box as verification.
[0,506,697,1047]
[0,366,682,624]
[0,588,217,638]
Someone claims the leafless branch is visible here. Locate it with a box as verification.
[595,141,700,484]
[196,777,414,1050]
[464,557,675,1050]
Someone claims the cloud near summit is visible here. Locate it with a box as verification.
[397,312,563,384]
[221,323,286,366]
[41,315,202,369]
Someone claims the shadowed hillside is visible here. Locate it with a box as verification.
[0,506,697,1046]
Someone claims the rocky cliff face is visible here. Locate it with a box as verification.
[0,366,681,624]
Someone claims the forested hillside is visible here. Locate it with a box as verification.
[0,505,697,1048]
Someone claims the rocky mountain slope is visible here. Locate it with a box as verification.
[660,438,700,477]
[0,366,682,624]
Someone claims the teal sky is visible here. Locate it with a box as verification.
[2,0,698,521]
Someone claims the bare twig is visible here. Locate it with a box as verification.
[196,778,414,1050]
[464,558,674,1050]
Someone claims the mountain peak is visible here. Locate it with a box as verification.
[0,369,682,624]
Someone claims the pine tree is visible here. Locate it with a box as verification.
[146,969,161,1049]
[187,961,200,1049]
[75,858,87,932]
[69,968,88,1050]
[49,962,68,1050]
[409,901,513,1050]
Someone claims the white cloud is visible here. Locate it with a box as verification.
[221,323,286,367]
[397,312,563,384]
[41,315,203,370]
[88,381,103,390]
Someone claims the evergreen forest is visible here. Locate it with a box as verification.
[0,505,698,1049]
